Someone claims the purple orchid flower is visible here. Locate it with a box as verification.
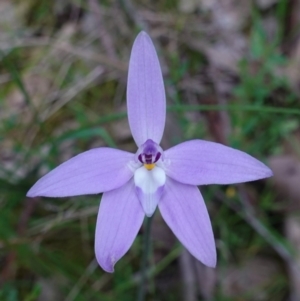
[27,32,272,273]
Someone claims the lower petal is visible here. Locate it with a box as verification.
[134,166,166,217]
[158,178,216,267]
[95,180,144,272]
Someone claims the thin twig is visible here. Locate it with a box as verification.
[65,259,98,301]
[118,246,181,292]
[0,198,39,285]
[215,188,300,274]
[119,0,150,32]
[137,216,153,301]
[179,249,197,301]
[41,66,105,121]
[0,37,51,51]
[28,206,99,236]
[88,0,118,59]
[55,42,127,71]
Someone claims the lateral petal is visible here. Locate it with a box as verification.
[27,148,134,197]
[134,166,166,217]
[127,31,166,146]
[95,180,144,272]
[164,140,273,185]
[158,178,216,267]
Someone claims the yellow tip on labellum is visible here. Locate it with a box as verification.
[144,163,155,170]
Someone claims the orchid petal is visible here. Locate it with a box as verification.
[159,178,216,267]
[95,180,144,272]
[134,166,166,216]
[127,31,166,146]
[164,140,273,185]
[27,148,134,197]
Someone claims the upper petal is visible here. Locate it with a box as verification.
[127,31,166,146]
[27,148,134,197]
[164,140,273,185]
[95,180,144,272]
[158,178,216,267]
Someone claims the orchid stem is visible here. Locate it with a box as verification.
[137,216,153,301]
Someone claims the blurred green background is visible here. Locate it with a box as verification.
[1,0,300,300]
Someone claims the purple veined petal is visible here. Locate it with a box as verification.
[164,140,273,186]
[127,31,166,146]
[134,166,166,217]
[158,178,216,267]
[95,179,145,272]
[27,148,134,197]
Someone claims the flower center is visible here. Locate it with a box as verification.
[144,163,155,170]
[136,139,163,170]
[134,139,165,216]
